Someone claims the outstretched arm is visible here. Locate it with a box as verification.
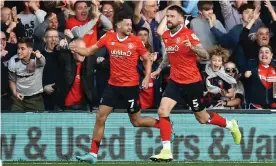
[69,42,100,57]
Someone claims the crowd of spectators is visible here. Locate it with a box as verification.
[1,0,276,112]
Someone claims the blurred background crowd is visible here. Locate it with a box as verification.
[1,0,276,112]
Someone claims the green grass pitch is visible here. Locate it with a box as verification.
[3,162,276,166]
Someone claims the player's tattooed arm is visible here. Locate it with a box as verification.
[158,52,169,71]
[157,40,170,71]
[190,44,209,60]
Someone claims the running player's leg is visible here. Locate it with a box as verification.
[125,86,160,128]
[129,111,160,128]
[185,82,241,145]
[76,85,117,163]
[150,80,179,162]
[150,97,176,162]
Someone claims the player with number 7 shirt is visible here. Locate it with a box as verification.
[149,5,242,162]
[69,12,173,164]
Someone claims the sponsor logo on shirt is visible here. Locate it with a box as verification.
[110,50,132,57]
[165,45,179,52]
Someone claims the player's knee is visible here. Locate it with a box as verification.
[196,117,208,124]
[96,112,108,123]
[130,119,140,127]
[158,107,169,117]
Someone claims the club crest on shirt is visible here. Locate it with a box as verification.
[176,37,181,43]
[191,33,200,41]
[128,43,134,49]
[111,42,115,45]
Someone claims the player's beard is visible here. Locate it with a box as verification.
[123,30,131,36]
[169,24,181,34]
[167,22,178,30]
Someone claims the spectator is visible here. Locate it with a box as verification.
[219,0,248,31]
[190,1,226,50]
[54,38,96,111]
[133,1,162,56]
[244,45,276,109]
[240,4,276,61]
[137,27,154,53]
[65,1,112,48]
[1,0,4,8]
[210,3,262,72]
[8,38,45,111]
[41,29,60,110]
[216,61,244,109]
[201,46,237,108]
[18,1,47,39]
[1,31,16,111]
[1,31,17,64]
[33,13,65,50]
[7,31,17,44]
[182,0,199,18]
[101,2,114,24]
[137,27,161,109]
[1,7,25,39]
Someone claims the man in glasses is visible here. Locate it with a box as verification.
[33,12,65,51]
[41,29,60,110]
[133,1,162,58]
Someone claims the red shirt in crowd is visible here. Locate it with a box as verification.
[139,77,154,109]
[96,31,148,86]
[253,64,276,108]
[162,26,201,84]
[66,17,98,47]
[64,63,84,106]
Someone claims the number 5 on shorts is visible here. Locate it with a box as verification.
[128,99,134,109]
[192,99,199,108]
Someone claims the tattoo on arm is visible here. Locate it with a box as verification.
[190,44,209,60]
[158,52,169,71]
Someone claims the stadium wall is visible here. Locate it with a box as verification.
[1,112,276,161]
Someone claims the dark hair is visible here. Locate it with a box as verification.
[18,38,33,48]
[167,5,186,18]
[114,12,132,26]
[257,24,269,31]
[137,27,150,34]
[259,45,273,53]
[238,3,255,14]
[73,1,90,10]
[100,1,114,11]
[198,1,213,11]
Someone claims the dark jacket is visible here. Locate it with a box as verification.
[1,18,25,39]
[54,47,97,110]
[244,61,276,108]
[239,21,276,61]
[210,20,262,72]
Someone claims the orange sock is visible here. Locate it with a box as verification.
[159,117,171,141]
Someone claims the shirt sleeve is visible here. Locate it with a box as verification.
[188,31,201,46]
[96,32,109,48]
[136,38,148,57]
